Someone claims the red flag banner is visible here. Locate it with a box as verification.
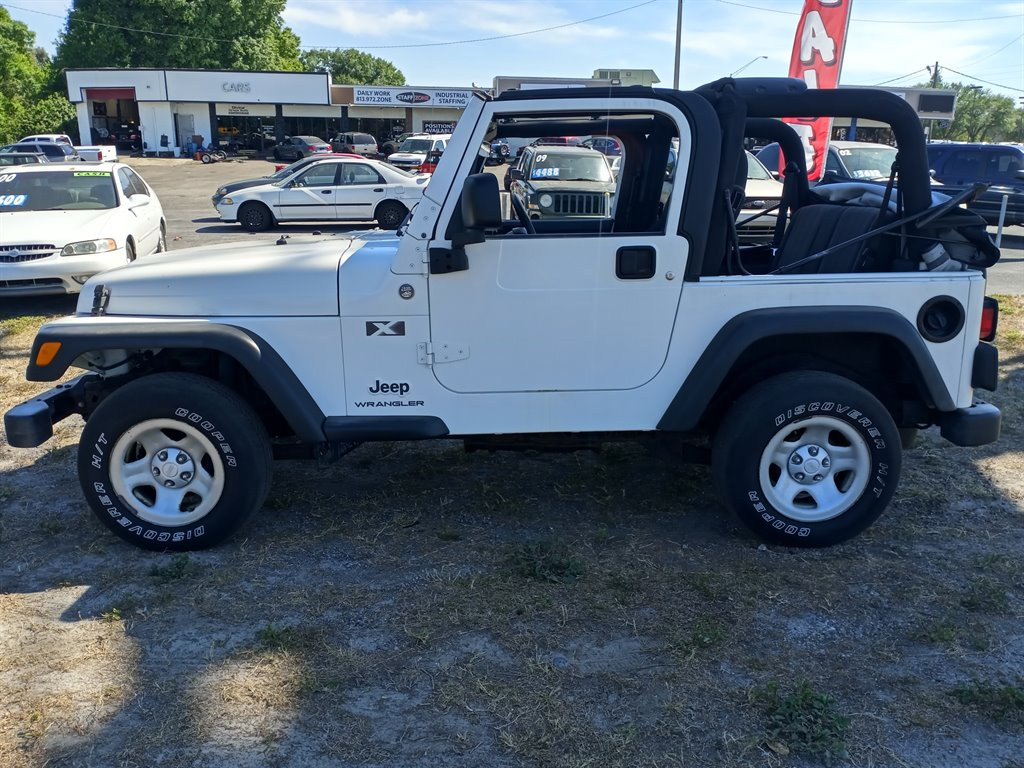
[784,0,854,181]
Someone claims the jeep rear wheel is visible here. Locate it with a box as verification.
[77,373,273,551]
[712,371,901,547]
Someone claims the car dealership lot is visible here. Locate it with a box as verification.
[1,157,1023,767]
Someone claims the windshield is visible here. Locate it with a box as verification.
[530,152,611,182]
[399,138,432,153]
[838,145,898,179]
[745,151,774,181]
[0,171,118,210]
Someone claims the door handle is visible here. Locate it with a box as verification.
[321,190,332,195]
[616,246,656,279]
[373,188,383,192]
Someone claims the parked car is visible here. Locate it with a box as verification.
[737,151,786,243]
[531,136,583,147]
[0,162,166,296]
[926,142,1024,226]
[18,133,74,145]
[330,132,378,156]
[272,135,331,162]
[417,150,443,174]
[387,134,450,172]
[584,135,623,156]
[0,152,48,166]
[3,141,80,163]
[380,132,414,157]
[216,157,429,231]
[213,154,363,206]
[507,145,616,219]
[756,140,898,183]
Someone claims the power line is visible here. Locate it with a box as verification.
[0,0,660,51]
[872,68,928,87]
[940,65,1024,93]
[958,33,1024,68]
[713,0,1023,24]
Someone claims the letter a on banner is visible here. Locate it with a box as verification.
[784,0,854,181]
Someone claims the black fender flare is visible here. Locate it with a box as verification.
[657,306,956,432]
[27,322,327,442]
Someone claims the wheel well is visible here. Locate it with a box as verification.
[700,333,934,433]
[239,199,274,221]
[103,348,295,439]
[375,199,406,214]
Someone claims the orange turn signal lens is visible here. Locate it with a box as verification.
[35,341,62,366]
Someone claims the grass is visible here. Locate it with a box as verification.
[751,680,850,765]
[506,539,585,583]
[0,315,48,337]
[148,553,196,583]
[959,576,1011,614]
[256,622,321,653]
[950,678,1024,726]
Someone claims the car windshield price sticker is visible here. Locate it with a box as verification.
[532,167,560,179]
[0,174,16,183]
[74,171,112,177]
[0,194,27,205]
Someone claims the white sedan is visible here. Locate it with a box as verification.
[217,157,428,231]
[0,162,166,296]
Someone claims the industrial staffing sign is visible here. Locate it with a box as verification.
[353,87,473,108]
[785,0,854,181]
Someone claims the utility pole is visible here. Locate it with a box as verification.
[672,0,684,89]
[930,61,940,88]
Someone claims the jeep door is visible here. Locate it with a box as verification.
[426,101,692,395]
[276,161,341,221]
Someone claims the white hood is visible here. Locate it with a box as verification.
[76,236,365,317]
[0,209,121,247]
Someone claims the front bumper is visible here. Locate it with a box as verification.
[940,401,1001,447]
[4,374,99,447]
[0,249,129,295]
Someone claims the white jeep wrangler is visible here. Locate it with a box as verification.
[5,78,1002,551]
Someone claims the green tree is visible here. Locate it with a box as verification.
[919,79,1017,143]
[54,0,302,72]
[0,7,75,143]
[299,48,405,85]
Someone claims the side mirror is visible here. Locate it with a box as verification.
[128,194,150,208]
[454,173,501,247]
[509,168,523,180]
[1015,168,1024,181]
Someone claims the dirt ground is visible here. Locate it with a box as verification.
[1,161,1023,767]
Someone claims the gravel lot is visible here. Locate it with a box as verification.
[1,157,1022,768]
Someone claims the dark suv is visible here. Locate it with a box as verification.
[507,145,616,219]
[926,143,1024,226]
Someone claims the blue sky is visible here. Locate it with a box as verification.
[5,0,1023,98]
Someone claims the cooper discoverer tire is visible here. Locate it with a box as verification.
[712,371,902,547]
[77,373,273,551]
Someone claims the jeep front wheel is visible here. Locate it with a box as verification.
[77,373,273,551]
[712,372,901,547]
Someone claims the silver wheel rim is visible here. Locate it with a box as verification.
[758,415,871,523]
[110,418,226,527]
